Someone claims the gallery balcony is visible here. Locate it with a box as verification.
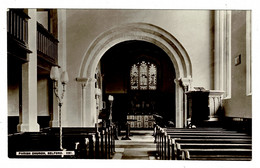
[37,22,59,71]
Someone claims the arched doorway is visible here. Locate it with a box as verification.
[101,40,176,129]
[77,23,192,128]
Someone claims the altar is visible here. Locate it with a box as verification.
[127,114,155,129]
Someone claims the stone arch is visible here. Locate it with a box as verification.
[77,23,193,127]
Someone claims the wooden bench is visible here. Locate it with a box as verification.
[179,148,252,161]
[154,125,252,160]
[156,128,249,159]
[8,123,116,159]
[176,143,252,160]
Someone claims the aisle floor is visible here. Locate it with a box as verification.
[112,130,158,160]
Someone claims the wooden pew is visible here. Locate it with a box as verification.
[154,125,235,154]
[176,143,252,160]
[155,125,252,160]
[179,147,252,160]
[171,137,252,160]
[8,132,64,158]
[41,127,98,159]
[8,123,116,159]
[98,123,116,159]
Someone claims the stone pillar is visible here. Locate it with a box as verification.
[174,79,184,128]
[174,77,192,128]
[17,9,39,132]
[81,82,87,126]
[77,77,96,127]
[49,83,59,127]
[179,77,193,128]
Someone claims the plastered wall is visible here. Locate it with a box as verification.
[223,11,252,118]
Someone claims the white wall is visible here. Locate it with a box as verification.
[8,77,50,117]
[8,84,19,116]
[37,77,49,116]
[63,9,215,126]
[223,11,252,118]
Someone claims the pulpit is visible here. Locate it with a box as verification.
[186,88,224,126]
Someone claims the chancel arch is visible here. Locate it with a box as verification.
[77,23,193,128]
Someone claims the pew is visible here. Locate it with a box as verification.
[155,127,245,159]
[176,143,252,160]
[8,122,116,159]
[8,132,63,158]
[170,137,252,160]
[154,125,252,161]
[179,147,252,160]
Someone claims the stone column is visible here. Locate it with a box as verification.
[81,81,87,126]
[17,9,39,132]
[49,84,59,127]
[174,79,184,128]
[180,77,193,128]
[174,77,192,128]
[77,77,96,127]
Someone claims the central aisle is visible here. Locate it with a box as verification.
[112,130,157,160]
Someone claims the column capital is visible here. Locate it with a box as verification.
[180,77,192,87]
[175,77,192,87]
[76,77,96,87]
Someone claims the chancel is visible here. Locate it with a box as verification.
[7,9,252,160]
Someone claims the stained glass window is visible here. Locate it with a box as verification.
[130,61,157,90]
[130,64,138,90]
[139,61,148,90]
[149,64,157,90]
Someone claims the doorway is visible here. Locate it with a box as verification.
[101,40,176,129]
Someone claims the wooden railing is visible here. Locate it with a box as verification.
[37,22,59,64]
[7,9,29,47]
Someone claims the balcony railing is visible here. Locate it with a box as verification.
[7,9,29,48]
[37,22,59,64]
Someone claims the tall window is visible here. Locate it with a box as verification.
[246,11,252,96]
[130,61,157,90]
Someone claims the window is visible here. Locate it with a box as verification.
[130,61,157,90]
[246,11,252,96]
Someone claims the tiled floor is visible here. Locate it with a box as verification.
[112,130,157,160]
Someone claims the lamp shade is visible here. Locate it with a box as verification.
[50,66,60,81]
[61,71,69,84]
[108,95,114,101]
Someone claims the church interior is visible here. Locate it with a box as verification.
[6,9,252,161]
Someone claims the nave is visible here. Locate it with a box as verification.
[8,121,252,161]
